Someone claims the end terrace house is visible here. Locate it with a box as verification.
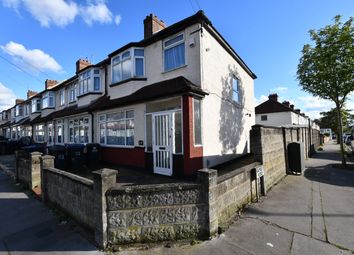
[0,11,256,177]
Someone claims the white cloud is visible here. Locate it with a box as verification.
[272,86,288,93]
[2,0,20,8]
[255,95,268,105]
[114,14,122,26]
[3,0,122,27]
[1,41,63,73]
[22,0,79,27]
[80,0,113,26]
[0,82,16,111]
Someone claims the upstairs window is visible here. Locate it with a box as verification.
[111,48,145,84]
[232,76,240,103]
[59,89,65,106]
[164,34,185,71]
[15,105,23,117]
[261,115,267,121]
[93,69,100,91]
[31,98,41,113]
[69,83,77,102]
[24,104,29,116]
[79,70,90,95]
[42,92,55,109]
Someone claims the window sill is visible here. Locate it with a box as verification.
[77,91,103,98]
[100,144,136,149]
[42,107,55,110]
[110,77,147,87]
[162,64,187,74]
[69,100,77,104]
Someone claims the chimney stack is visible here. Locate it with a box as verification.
[15,99,24,105]
[144,14,167,39]
[282,101,290,108]
[45,79,58,90]
[27,90,38,99]
[290,104,294,110]
[76,58,91,73]
[268,93,278,102]
[295,109,301,114]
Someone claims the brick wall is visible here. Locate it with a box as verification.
[15,151,42,190]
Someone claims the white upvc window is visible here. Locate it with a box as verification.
[56,119,64,144]
[69,117,90,144]
[78,69,101,96]
[232,76,240,103]
[15,105,23,116]
[59,89,65,106]
[47,122,54,145]
[99,110,134,146]
[24,104,30,116]
[42,92,55,109]
[193,98,202,146]
[31,98,41,113]
[34,124,45,143]
[111,48,145,84]
[163,34,185,72]
[69,83,77,102]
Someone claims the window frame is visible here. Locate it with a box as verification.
[163,33,186,72]
[68,116,90,144]
[193,98,203,146]
[59,89,65,106]
[231,76,241,104]
[56,119,64,144]
[111,48,145,84]
[42,91,55,109]
[261,115,268,121]
[69,83,77,102]
[98,109,135,148]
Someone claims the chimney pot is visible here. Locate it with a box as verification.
[27,90,38,99]
[268,93,278,102]
[290,104,294,110]
[282,101,290,108]
[76,58,92,73]
[144,13,167,39]
[295,109,301,114]
[45,79,58,90]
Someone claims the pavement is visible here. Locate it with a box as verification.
[1,143,354,254]
[119,143,354,255]
[0,158,103,255]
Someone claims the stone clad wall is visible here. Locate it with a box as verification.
[42,167,95,229]
[106,183,207,244]
[15,151,42,189]
[250,125,321,190]
[214,162,260,228]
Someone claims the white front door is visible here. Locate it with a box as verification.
[152,112,173,176]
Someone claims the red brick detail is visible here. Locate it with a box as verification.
[101,147,145,168]
[183,95,203,176]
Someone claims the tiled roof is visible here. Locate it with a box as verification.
[255,98,294,114]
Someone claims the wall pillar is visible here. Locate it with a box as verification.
[30,152,42,189]
[197,168,218,237]
[92,168,118,249]
[40,155,55,202]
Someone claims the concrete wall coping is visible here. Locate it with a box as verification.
[108,182,201,195]
[217,161,261,184]
[44,167,94,187]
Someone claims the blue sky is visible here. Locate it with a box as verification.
[0,0,353,119]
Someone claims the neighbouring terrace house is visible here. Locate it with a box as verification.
[255,93,315,128]
[1,11,256,177]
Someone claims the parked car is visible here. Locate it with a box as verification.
[344,135,353,145]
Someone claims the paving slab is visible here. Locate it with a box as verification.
[290,233,351,255]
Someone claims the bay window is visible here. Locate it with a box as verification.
[111,48,145,84]
[164,34,185,71]
[69,117,90,144]
[24,104,29,116]
[31,98,41,113]
[78,69,101,96]
[69,83,77,102]
[42,92,55,109]
[47,123,54,145]
[99,110,134,146]
[193,98,202,146]
[15,105,23,116]
[59,89,65,106]
[34,124,45,142]
[56,120,64,144]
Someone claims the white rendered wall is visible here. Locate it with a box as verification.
[256,112,292,126]
[200,27,255,168]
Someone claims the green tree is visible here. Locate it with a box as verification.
[297,15,354,166]
[319,108,354,143]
